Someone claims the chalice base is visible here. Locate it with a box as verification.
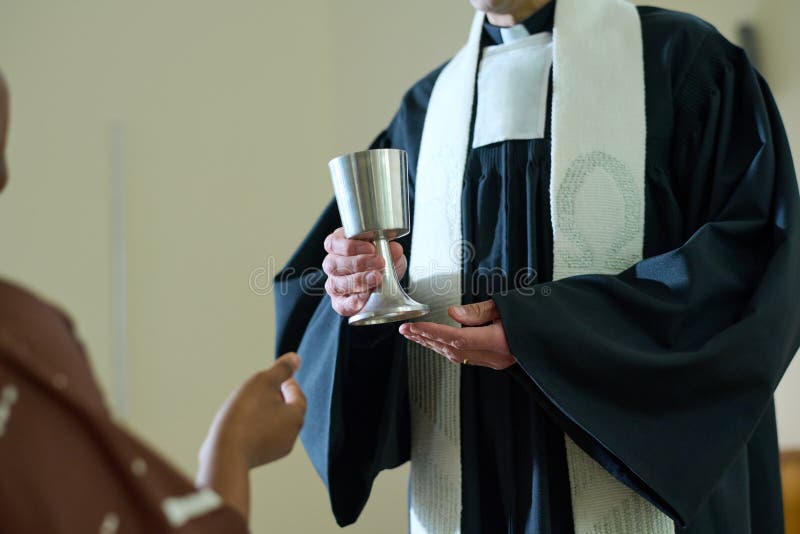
[348,237,430,326]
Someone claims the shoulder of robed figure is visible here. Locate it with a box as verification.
[637,5,753,97]
[382,7,756,152]
[397,61,450,118]
[378,60,449,155]
[388,7,751,126]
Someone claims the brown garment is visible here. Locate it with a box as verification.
[0,280,249,534]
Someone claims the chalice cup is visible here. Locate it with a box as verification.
[328,148,430,326]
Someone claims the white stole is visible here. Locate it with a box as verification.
[406,13,484,534]
[406,0,674,532]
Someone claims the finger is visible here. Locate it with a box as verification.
[332,292,370,317]
[281,378,307,415]
[408,334,515,370]
[325,271,382,296]
[401,322,470,348]
[324,229,375,256]
[322,253,384,276]
[389,242,404,262]
[322,227,346,254]
[400,322,510,354]
[393,254,408,280]
[448,299,500,326]
[267,352,301,385]
[419,338,512,369]
[408,334,463,364]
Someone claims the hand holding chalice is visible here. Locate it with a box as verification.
[327,149,430,326]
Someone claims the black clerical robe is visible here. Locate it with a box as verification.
[275,5,800,533]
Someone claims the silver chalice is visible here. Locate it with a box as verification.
[328,148,430,326]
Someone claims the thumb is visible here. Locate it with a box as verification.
[448,300,499,326]
[281,378,307,415]
[267,352,301,386]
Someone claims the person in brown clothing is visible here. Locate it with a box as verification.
[0,71,306,533]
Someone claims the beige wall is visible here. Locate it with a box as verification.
[0,1,797,533]
[755,0,800,449]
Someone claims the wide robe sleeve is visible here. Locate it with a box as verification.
[274,134,411,527]
[492,34,800,526]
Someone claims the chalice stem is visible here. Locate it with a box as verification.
[375,236,403,299]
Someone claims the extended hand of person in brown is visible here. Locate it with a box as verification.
[197,352,306,520]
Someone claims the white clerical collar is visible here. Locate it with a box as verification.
[499,24,530,44]
[473,32,553,148]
